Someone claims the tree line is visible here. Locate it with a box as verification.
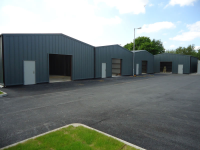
[124,36,200,59]
[165,45,200,59]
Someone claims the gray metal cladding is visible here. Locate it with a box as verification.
[0,36,3,84]
[2,34,94,86]
[133,50,154,75]
[190,56,198,73]
[154,53,191,74]
[95,45,133,78]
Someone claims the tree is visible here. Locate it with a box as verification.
[124,36,165,55]
[166,44,200,60]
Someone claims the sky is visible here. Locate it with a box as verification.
[0,0,200,50]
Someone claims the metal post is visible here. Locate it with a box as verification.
[133,27,141,76]
[133,28,135,51]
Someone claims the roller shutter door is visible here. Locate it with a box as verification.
[112,59,121,75]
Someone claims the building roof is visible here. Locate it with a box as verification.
[132,50,146,53]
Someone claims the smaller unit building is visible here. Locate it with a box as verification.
[95,45,133,78]
[132,50,154,75]
[154,53,198,74]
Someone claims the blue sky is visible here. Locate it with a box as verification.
[0,0,199,50]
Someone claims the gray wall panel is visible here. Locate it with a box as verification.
[154,53,191,74]
[133,51,154,75]
[95,45,132,78]
[3,34,94,86]
[190,57,198,73]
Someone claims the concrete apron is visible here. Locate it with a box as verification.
[49,75,71,83]
[1,123,146,150]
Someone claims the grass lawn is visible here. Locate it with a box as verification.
[4,125,139,150]
[0,91,3,94]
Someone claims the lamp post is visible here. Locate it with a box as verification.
[133,27,141,76]
[133,27,141,51]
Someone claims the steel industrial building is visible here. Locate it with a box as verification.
[0,33,199,87]
[0,34,133,87]
[154,53,198,74]
[95,45,133,78]
[0,34,94,86]
[132,50,154,75]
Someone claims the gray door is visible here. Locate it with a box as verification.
[24,61,36,85]
[178,64,183,74]
[102,63,106,78]
[136,64,139,75]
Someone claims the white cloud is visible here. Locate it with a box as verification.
[163,33,168,36]
[195,46,200,50]
[164,41,167,44]
[166,0,197,7]
[0,0,122,46]
[94,0,149,14]
[170,45,176,48]
[138,22,176,33]
[170,21,200,41]
[187,21,200,32]
[149,4,154,7]
[178,30,184,33]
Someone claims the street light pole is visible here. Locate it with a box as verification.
[133,28,135,51]
[133,27,142,76]
[133,27,141,51]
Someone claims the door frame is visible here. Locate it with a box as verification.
[142,60,148,73]
[48,54,73,82]
[23,60,36,85]
[160,62,172,73]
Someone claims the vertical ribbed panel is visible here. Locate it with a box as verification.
[3,34,94,86]
[133,51,154,75]
[190,56,198,73]
[154,53,191,74]
[95,45,132,78]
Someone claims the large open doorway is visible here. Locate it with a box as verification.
[142,61,147,74]
[49,54,72,83]
[112,58,121,77]
[160,62,172,73]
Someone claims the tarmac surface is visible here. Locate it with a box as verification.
[0,74,200,150]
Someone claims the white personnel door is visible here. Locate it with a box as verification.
[136,64,139,75]
[24,61,36,85]
[178,64,183,74]
[102,63,106,78]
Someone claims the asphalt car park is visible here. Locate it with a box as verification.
[0,74,200,150]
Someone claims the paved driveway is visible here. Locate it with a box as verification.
[0,74,200,150]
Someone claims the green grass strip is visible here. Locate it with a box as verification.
[4,125,139,150]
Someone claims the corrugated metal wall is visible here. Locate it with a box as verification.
[154,53,191,74]
[190,56,198,73]
[2,34,94,86]
[133,50,154,75]
[95,45,132,78]
[0,36,3,84]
